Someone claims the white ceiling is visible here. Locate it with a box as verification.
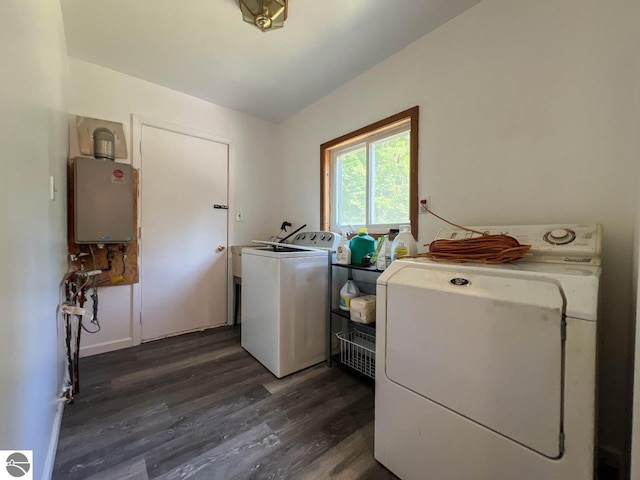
[60,0,481,123]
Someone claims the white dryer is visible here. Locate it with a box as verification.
[241,231,340,378]
[375,224,601,480]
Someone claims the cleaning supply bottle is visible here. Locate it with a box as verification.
[339,280,360,311]
[370,234,386,265]
[391,225,418,261]
[350,228,376,266]
[335,233,351,264]
[376,235,391,270]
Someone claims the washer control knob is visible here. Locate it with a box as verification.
[544,228,576,245]
[310,233,317,240]
[320,234,326,240]
[295,234,301,240]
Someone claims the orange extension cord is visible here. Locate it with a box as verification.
[416,207,531,264]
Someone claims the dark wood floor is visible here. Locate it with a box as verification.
[53,326,398,480]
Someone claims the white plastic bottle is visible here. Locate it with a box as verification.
[391,225,418,261]
[339,280,360,311]
[335,235,351,265]
[384,238,392,269]
[376,236,391,270]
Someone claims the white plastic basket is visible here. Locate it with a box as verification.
[335,329,376,379]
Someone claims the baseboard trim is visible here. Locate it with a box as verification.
[79,337,133,357]
[42,399,64,480]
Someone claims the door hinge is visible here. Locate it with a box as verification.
[139,141,142,155]
[139,226,142,239]
[139,312,142,325]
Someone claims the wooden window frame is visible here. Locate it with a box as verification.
[320,106,419,239]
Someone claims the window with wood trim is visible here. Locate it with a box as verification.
[321,106,419,238]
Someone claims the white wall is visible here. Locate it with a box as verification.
[67,58,280,356]
[629,94,640,479]
[276,0,640,471]
[632,186,640,479]
[0,1,69,479]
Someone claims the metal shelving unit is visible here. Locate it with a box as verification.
[326,258,382,378]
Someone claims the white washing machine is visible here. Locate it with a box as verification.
[241,231,340,378]
[375,224,601,480]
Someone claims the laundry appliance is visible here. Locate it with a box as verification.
[241,231,341,378]
[375,224,601,480]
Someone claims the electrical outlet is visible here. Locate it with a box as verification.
[235,210,244,222]
[419,196,431,214]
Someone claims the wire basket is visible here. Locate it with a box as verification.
[335,329,376,379]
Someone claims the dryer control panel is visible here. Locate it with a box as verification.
[434,224,602,265]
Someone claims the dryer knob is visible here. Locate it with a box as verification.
[544,228,576,245]
[550,229,570,241]
[310,233,317,240]
[320,234,326,240]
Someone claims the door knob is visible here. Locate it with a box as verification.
[217,245,227,252]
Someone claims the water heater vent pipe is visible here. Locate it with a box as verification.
[93,127,115,161]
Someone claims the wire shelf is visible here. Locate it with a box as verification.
[336,329,376,379]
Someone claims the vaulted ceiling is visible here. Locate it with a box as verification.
[60,0,481,123]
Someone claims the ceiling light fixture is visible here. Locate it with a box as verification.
[239,0,288,32]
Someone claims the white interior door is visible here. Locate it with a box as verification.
[140,125,228,341]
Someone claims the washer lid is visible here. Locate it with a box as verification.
[385,267,564,458]
[243,246,326,258]
[251,240,328,251]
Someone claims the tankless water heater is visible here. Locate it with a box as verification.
[73,157,133,244]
